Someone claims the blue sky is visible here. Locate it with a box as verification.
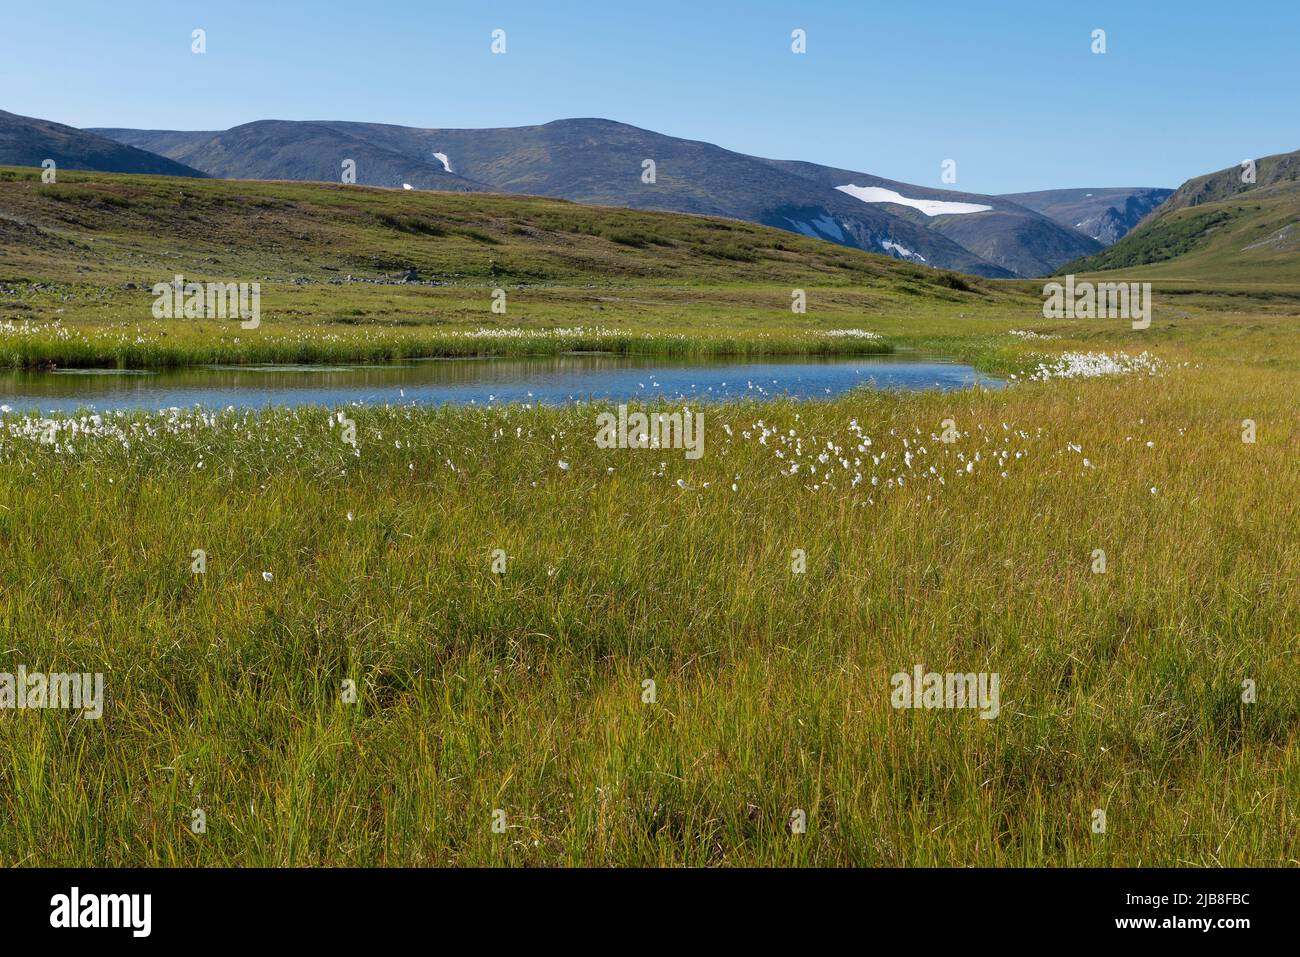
[3,0,1297,194]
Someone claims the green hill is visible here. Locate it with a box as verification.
[0,165,992,288]
[1059,149,1300,288]
[0,166,1022,368]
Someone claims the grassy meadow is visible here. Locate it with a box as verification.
[0,169,1297,866]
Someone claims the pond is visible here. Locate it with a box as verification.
[0,352,1002,413]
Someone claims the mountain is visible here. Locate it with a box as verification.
[1157,150,1300,214]
[1059,149,1300,285]
[93,120,483,192]
[92,117,1107,279]
[0,166,1016,303]
[999,187,1174,245]
[0,109,205,178]
[759,159,1103,277]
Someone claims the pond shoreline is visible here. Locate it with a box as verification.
[0,352,1002,414]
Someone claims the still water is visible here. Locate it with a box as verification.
[0,352,1001,413]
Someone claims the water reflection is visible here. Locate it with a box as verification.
[0,352,1001,413]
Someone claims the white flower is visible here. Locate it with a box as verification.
[262,572,273,582]
[1029,351,1165,382]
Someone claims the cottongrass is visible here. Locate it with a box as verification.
[819,329,882,340]
[1026,351,1165,382]
[1008,329,1060,341]
[1,361,1298,868]
[454,325,621,340]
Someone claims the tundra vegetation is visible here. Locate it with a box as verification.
[0,169,1296,865]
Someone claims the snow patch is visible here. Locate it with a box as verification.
[836,184,992,217]
[433,152,453,173]
[880,239,926,262]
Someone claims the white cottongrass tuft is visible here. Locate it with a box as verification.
[1028,351,1164,381]
[819,329,882,340]
[1008,329,1060,341]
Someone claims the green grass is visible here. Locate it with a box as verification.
[0,168,1297,866]
[1060,156,1300,290]
[1063,207,1240,272]
[0,166,1018,368]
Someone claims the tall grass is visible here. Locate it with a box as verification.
[1,167,1296,867]
[1,348,1296,866]
[0,321,890,370]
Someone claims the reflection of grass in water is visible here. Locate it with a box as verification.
[202,365,358,373]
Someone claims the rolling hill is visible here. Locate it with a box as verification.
[92,119,483,193]
[0,109,205,178]
[1059,149,1300,286]
[0,163,1024,369]
[0,163,1006,294]
[91,117,1103,279]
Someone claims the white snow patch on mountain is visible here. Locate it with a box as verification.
[836,184,992,217]
[433,152,453,173]
[880,239,926,262]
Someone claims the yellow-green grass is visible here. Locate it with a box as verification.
[1,166,1297,867]
[1062,179,1300,291]
[5,167,1293,374]
[1,306,1297,866]
[0,166,1011,367]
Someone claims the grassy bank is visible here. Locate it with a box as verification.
[1,321,1297,866]
[1,167,1297,867]
[0,166,1014,368]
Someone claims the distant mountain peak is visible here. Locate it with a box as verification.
[67,112,1138,277]
[0,109,205,178]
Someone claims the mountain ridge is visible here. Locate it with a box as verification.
[90,116,1109,279]
[0,109,205,179]
[998,187,1174,245]
[1058,149,1300,286]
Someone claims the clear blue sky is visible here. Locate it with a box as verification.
[4,0,1297,194]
